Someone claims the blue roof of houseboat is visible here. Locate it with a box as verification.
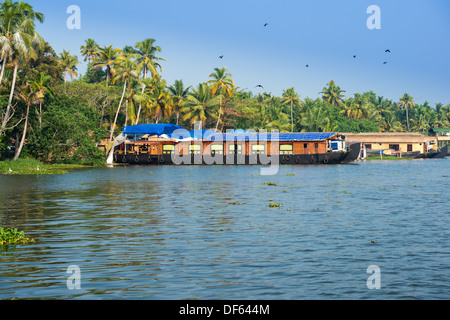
[204,132,338,142]
[123,123,185,136]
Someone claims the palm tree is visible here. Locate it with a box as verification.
[92,45,122,84]
[341,93,371,120]
[320,80,345,107]
[134,38,165,80]
[0,0,44,137]
[59,50,79,82]
[300,104,332,132]
[13,81,39,160]
[281,87,301,132]
[28,72,53,127]
[167,79,190,126]
[80,38,98,62]
[397,93,415,131]
[206,67,235,131]
[108,55,139,149]
[149,75,172,123]
[125,86,154,126]
[181,83,222,129]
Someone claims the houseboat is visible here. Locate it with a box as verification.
[345,132,448,159]
[108,124,361,165]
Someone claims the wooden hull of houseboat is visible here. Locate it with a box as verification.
[415,145,448,159]
[113,142,361,165]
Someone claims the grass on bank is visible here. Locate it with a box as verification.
[364,155,412,161]
[0,158,91,175]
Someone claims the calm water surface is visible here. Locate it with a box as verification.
[0,159,449,300]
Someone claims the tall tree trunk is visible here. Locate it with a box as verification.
[38,101,42,128]
[290,101,294,132]
[135,66,147,125]
[108,80,127,150]
[406,107,410,131]
[215,97,222,132]
[0,62,18,137]
[0,60,6,91]
[13,102,30,161]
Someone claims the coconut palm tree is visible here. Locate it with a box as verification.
[181,83,222,129]
[108,55,139,149]
[13,81,40,160]
[320,80,345,107]
[28,72,53,127]
[134,38,165,80]
[397,93,415,131]
[206,67,235,131]
[167,79,191,126]
[80,38,98,62]
[281,87,301,132]
[148,75,172,123]
[92,45,122,84]
[0,0,44,137]
[300,104,332,132]
[59,50,79,82]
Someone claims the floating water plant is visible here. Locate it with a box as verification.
[268,202,282,207]
[263,182,277,186]
[229,201,244,205]
[0,228,35,247]
[287,173,295,176]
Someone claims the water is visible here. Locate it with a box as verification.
[0,159,449,300]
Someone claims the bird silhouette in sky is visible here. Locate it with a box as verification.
[264,23,268,27]
[353,55,357,58]
[255,85,263,88]
[385,49,391,53]
[305,64,309,67]
[219,55,223,59]
[383,61,387,64]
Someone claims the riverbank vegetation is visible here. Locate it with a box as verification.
[0,158,89,175]
[0,1,449,167]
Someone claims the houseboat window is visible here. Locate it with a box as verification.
[163,144,175,154]
[314,143,319,149]
[189,144,201,154]
[251,144,266,155]
[407,144,413,152]
[228,144,242,154]
[280,144,293,155]
[366,144,372,150]
[389,144,399,151]
[211,144,224,155]
[303,143,308,149]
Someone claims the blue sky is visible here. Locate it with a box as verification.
[27,0,450,105]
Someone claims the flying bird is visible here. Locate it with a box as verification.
[255,85,264,88]
[219,55,223,59]
[385,49,391,53]
[383,61,387,64]
[264,23,268,27]
[305,64,309,67]
[353,55,357,58]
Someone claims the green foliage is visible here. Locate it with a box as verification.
[0,227,35,247]
[26,94,107,166]
[80,62,107,84]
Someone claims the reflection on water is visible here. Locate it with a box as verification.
[0,159,449,299]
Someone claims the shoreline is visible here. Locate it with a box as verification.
[0,159,93,175]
